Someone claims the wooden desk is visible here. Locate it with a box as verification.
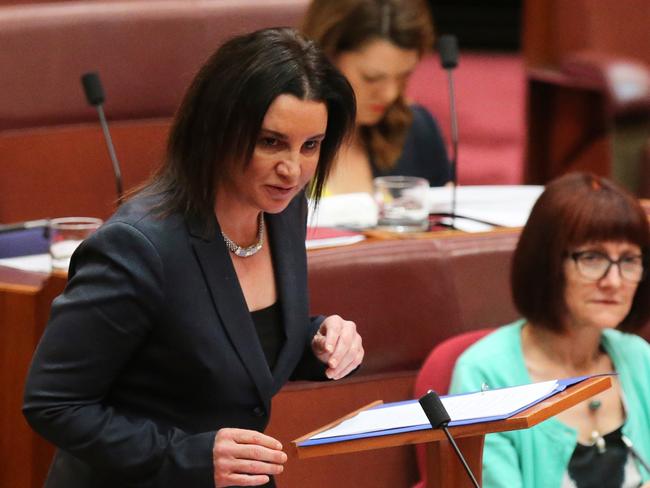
[0,266,67,488]
[0,228,516,488]
[0,218,645,487]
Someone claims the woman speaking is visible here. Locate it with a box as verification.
[23,28,363,488]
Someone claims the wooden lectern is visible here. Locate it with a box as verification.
[0,266,67,488]
[293,376,611,487]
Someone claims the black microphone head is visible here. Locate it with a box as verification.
[419,390,451,428]
[81,72,105,106]
[438,35,459,69]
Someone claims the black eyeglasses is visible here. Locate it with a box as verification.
[569,251,645,283]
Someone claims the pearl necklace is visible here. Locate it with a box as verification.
[221,212,265,258]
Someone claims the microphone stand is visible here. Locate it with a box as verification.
[419,390,481,488]
[96,103,123,203]
[431,34,461,230]
[429,35,502,231]
[446,64,459,229]
[81,72,124,205]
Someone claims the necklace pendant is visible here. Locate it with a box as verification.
[588,399,602,411]
[233,242,262,258]
[221,212,265,258]
[590,430,606,454]
[596,435,606,454]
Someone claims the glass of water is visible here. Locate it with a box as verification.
[49,217,103,270]
[373,176,430,232]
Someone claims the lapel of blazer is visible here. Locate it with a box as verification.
[267,198,310,391]
[187,214,273,405]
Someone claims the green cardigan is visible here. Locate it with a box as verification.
[449,320,650,488]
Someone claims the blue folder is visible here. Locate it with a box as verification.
[0,226,49,259]
[298,375,602,447]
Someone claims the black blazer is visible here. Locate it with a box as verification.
[371,104,451,187]
[23,192,327,487]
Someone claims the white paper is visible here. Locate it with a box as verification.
[306,234,366,250]
[438,216,495,233]
[309,380,559,440]
[0,253,52,273]
[308,186,543,230]
[428,185,544,228]
[441,379,558,421]
[308,193,378,229]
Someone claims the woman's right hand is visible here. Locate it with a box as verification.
[213,428,287,487]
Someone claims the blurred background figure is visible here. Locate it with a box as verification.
[450,172,650,488]
[303,0,451,195]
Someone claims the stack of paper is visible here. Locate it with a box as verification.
[306,227,365,250]
[309,186,544,231]
[427,185,544,228]
[0,254,51,273]
[308,193,378,229]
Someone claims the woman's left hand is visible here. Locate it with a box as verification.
[311,315,364,380]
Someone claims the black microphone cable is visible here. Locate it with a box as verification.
[419,390,480,488]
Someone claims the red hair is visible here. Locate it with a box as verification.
[512,172,650,332]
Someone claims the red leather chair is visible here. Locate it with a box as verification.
[412,327,496,488]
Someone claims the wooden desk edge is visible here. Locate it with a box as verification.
[0,265,50,292]
[292,400,383,447]
[292,376,611,459]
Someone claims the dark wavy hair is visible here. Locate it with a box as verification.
[512,172,650,332]
[144,27,356,224]
[302,0,434,170]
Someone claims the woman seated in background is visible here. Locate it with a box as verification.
[302,0,451,195]
[450,172,650,488]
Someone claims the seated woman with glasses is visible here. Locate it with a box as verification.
[450,172,650,488]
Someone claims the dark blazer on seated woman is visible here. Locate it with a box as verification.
[371,104,451,187]
[23,193,327,487]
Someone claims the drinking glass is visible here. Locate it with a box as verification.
[373,176,429,232]
[49,217,103,270]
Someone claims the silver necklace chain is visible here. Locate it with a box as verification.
[221,212,265,258]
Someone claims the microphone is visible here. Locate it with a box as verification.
[437,35,460,228]
[419,390,480,488]
[439,35,459,70]
[81,72,124,204]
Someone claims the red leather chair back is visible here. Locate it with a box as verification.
[414,327,495,398]
[0,0,309,222]
[412,327,495,488]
